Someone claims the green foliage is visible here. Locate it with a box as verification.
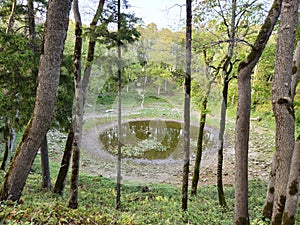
[1,158,297,225]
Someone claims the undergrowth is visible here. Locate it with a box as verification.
[0,155,297,225]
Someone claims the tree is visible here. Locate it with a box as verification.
[54,0,106,196]
[68,0,83,209]
[234,0,282,223]
[182,0,191,211]
[268,0,298,223]
[191,51,216,196]
[116,0,122,209]
[281,37,300,225]
[0,0,72,202]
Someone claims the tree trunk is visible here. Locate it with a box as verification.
[217,0,236,207]
[6,0,17,34]
[53,0,105,196]
[116,0,122,210]
[217,79,229,207]
[1,119,10,170]
[40,134,51,189]
[69,0,83,209]
[53,124,74,195]
[270,1,298,224]
[0,0,71,202]
[234,0,282,223]
[191,96,207,196]
[27,0,36,49]
[281,37,300,225]
[182,0,191,211]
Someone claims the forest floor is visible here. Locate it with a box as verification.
[75,110,275,187]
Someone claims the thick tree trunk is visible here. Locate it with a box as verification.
[0,0,71,202]
[69,0,83,209]
[234,0,282,223]
[40,134,51,189]
[270,1,298,224]
[53,124,74,195]
[182,0,191,211]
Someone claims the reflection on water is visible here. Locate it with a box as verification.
[99,120,212,160]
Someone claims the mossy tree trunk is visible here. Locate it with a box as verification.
[191,61,215,196]
[191,96,207,196]
[0,0,71,202]
[68,0,83,209]
[269,1,298,224]
[182,0,192,211]
[281,37,300,225]
[234,0,282,223]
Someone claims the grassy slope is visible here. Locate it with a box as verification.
[0,95,299,224]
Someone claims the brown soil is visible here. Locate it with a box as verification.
[78,113,273,187]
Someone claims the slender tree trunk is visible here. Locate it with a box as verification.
[217,0,237,208]
[281,136,300,225]
[234,0,282,223]
[191,96,207,196]
[269,1,298,224]
[281,38,300,225]
[40,134,51,189]
[116,0,122,210]
[217,79,229,207]
[27,0,36,48]
[0,0,71,202]
[1,119,10,170]
[69,0,83,209]
[54,0,105,196]
[182,0,191,211]
[53,124,74,195]
[6,0,17,34]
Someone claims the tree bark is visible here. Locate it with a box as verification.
[6,0,17,34]
[40,134,51,189]
[53,0,105,196]
[191,70,215,196]
[1,119,10,170]
[269,1,298,224]
[281,37,300,225]
[182,0,191,211]
[53,124,74,195]
[27,0,36,49]
[191,96,207,196]
[234,0,282,223]
[0,0,71,202]
[116,0,122,210]
[69,0,83,209]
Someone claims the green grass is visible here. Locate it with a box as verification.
[1,154,298,224]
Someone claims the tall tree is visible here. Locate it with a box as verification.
[281,37,300,225]
[68,0,83,209]
[54,0,106,195]
[0,0,72,202]
[234,0,282,223]
[116,0,122,210]
[269,0,298,224]
[182,0,192,211]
